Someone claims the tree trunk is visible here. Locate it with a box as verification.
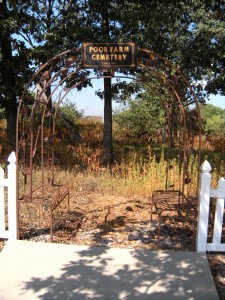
[100,2,114,165]
[102,74,114,165]
[0,0,17,149]
[5,107,17,149]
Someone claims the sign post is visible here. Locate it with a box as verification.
[82,42,137,69]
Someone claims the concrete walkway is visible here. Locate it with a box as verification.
[0,240,219,300]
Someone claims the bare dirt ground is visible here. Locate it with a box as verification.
[19,192,196,250]
[0,191,224,299]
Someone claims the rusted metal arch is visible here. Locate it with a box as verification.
[17,47,202,202]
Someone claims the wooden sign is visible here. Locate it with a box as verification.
[82,42,136,68]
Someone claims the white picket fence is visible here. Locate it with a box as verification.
[196,160,225,252]
[0,152,18,240]
[0,153,225,251]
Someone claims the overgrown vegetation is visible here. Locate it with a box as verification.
[12,101,225,201]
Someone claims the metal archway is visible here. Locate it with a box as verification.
[16,47,202,205]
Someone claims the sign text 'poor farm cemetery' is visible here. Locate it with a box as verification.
[82,42,136,68]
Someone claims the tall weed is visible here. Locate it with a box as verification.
[19,145,225,200]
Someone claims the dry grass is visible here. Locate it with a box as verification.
[19,150,202,200]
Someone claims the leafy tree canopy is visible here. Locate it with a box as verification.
[1,0,225,147]
[1,0,225,100]
[113,78,169,144]
[200,103,225,137]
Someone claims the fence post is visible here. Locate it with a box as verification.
[7,152,18,239]
[196,160,212,252]
[0,167,5,234]
[213,178,225,244]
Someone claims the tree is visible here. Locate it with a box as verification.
[1,0,224,162]
[200,103,225,137]
[84,0,115,164]
[182,1,225,97]
[80,0,188,163]
[0,0,28,146]
[113,76,182,147]
[0,0,85,147]
[113,97,165,145]
[56,100,83,144]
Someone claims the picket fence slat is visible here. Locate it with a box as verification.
[0,167,5,234]
[0,152,18,240]
[197,161,225,252]
[213,198,224,244]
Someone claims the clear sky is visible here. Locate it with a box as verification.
[207,94,225,109]
[71,78,225,116]
[70,77,129,116]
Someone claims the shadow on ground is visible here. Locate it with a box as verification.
[17,244,216,300]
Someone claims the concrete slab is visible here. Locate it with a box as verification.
[0,240,219,300]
